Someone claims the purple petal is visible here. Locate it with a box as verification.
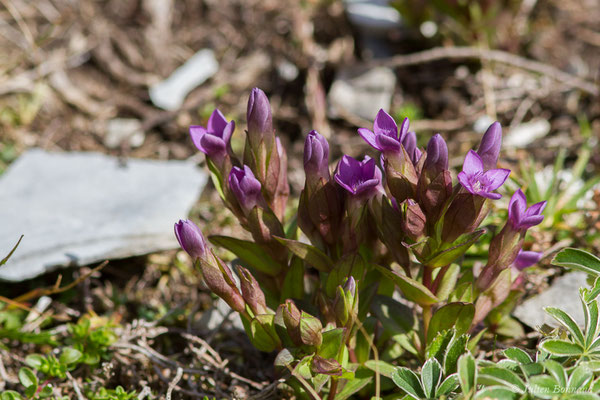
[481,168,510,191]
[222,120,235,144]
[479,191,502,200]
[373,109,398,139]
[334,173,355,194]
[402,131,417,159]
[354,178,380,195]
[526,200,547,217]
[462,150,484,176]
[207,109,228,136]
[358,128,381,151]
[199,134,226,155]
[375,134,401,152]
[398,117,410,142]
[509,189,527,218]
[189,125,209,153]
[514,250,542,270]
[457,171,474,194]
[521,215,544,228]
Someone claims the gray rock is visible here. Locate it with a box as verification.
[328,65,396,121]
[504,119,551,148]
[149,49,218,111]
[198,298,244,332]
[513,272,589,329]
[104,118,145,149]
[0,149,207,281]
[343,0,402,36]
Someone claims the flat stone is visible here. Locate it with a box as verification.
[328,65,396,121]
[0,149,207,281]
[149,49,218,111]
[343,0,402,36]
[198,298,244,332]
[104,118,145,149]
[504,119,551,147]
[513,272,589,329]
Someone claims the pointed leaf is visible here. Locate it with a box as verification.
[545,307,585,345]
[436,374,459,397]
[444,333,469,375]
[477,367,526,393]
[334,367,372,400]
[503,348,532,365]
[273,236,333,272]
[421,358,442,398]
[392,367,425,399]
[568,365,593,391]
[318,328,344,359]
[373,265,439,306]
[425,230,484,268]
[427,302,474,343]
[527,375,559,400]
[281,256,304,301]
[543,360,567,388]
[584,299,599,348]
[457,353,476,393]
[364,360,397,378]
[435,264,461,301]
[540,339,584,356]
[209,235,282,276]
[552,248,600,276]
[473,386,519,400]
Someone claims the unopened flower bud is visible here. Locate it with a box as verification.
[238,266,267,315]
[477,122,502,170]
[199,254,246,314]
[423,134,448,178]
[282,300,302,346]
[304,130,330,189]
[299,311,323,348]
[174,219,207,260]
[247,88,273,145]
[228,165,263,215]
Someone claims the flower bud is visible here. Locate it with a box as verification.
[334,155,383,199]
[402,200,427,241]
[174,219,207,260]
[228,165,263,215]
[423,134,448,179]
[282,300,302,346]
[189,109,235,162]
[402,131,421,165]
[477,122,502,170]
[304,130,330,189]
[237,266,267,315]
[299,311,323,348]
[333,276,358,327]
[508,189,546,231]
[246,88,273,147]
[199,254,246,314]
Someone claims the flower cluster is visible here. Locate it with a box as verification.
[174,89,546,397]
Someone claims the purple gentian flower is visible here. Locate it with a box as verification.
[304,130,330,181]
[477,122,502,170]
[228,165,263,214]
[402,131,421,164]
[457,150,510,199]
[334,155,382,196]
[358,109,409,152]
[247,87,273,138]
[513,249,543,271]
[423,134,448,175]
[174,219,208,260]
[508,189,546,230]
[189,109,235,157]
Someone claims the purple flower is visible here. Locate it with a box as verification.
[477,122,502,170]
[358,109,409,152]
[334,155,382,196]
[402,131,421,164]
[189,109,235,157]
[508,189,546,230]
[304,130,330,180]
[513,249,543,271]
[423,134,448,175]
[457,150,510,200]
[247,87,273,139]
[174,219,208,260]
[228,165,263,214]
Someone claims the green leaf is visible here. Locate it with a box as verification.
[444,333,469,375]
[59,347,82,365]
[543,360,567,389]
[1,235,23,266]
[318,328,344,360]
[421,358,442,398]
[281,256,304,301]
[544,307,585,345]
[364,360,397,378]
[209,235,282,276]
[25,354,46,371]
[427,302,474,344]
[206,158,225,200]
[273,236,333,272]
[473,386,519,400]
[457,353,476,393]
[568,365,593,391]
[495,316,525,338]
[334,367,373,400]
[18,367,38,388]
[540,339,584,356]
[527,375,559,400]
[1,391,24,400]
[426,329,454,362]
[584,299,599,348]
[436,373,459,397]
[370,295,415,335]
[435,264,460,301]
[373,265,439,306]
[503,348,533,365]
[392,367,425,400]
[478,366,526,393]
[425,230,484,268]
[552,248,600,276]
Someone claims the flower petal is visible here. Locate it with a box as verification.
[479,191,502,200]
[462,150,484,176]
[457,171,474,194]
[481,168,511,191]
[398,117,410,142]
[514,250,542,270]
[190,125,209,153]
[358,128,380,150]
[222,120,235,144]
[375,134,401,152]
[525,200,547,217]
[509,189,527,218]
[199,134,226,155]
[373,109,398,139]
[207,109,228,135]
